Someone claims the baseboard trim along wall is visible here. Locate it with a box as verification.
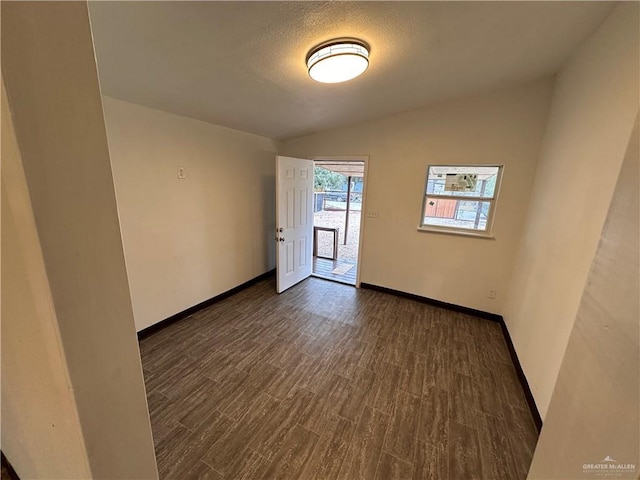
[1,451,21,480]
[498,320,543,432]
[360,282,503,322]
[137,269,276,340]
[360,282,542,432]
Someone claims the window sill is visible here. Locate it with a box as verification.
[417,226,495,239]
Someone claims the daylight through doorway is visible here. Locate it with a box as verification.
[312,160,365,286]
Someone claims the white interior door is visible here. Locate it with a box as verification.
[275,155,314,293]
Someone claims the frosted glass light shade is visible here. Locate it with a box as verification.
[307,40,369,83]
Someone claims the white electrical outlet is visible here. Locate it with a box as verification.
[366,210,379,218]
[487,290,496,299]
[177,166,186,179]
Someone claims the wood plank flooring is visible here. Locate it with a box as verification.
[139,277,538,479]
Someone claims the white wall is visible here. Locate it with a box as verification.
[2,2,158,477]
[528,115,639,479]
[102,97,279,331]
[502,2,639,420]
[1,79,92,479]
[283,79,553,314]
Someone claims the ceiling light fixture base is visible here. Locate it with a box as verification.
[306,38,370,84]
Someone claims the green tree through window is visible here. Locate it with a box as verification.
[314,166,345,191]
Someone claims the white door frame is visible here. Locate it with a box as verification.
[310,155,369,288]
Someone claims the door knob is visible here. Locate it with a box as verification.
[279,237,285,242]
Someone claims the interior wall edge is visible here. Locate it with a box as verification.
[1,2,159,477]
[500,2,639,420]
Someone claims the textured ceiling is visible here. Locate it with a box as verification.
[89,1,615,140]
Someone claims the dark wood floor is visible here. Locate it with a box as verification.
[139,277,538,480]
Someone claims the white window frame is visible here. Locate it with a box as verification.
[417,164,504,238]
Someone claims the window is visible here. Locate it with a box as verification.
[419,165,503,236]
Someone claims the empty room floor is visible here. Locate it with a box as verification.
[139,277,538,479]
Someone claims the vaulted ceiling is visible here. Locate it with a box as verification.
[89,1,615,140]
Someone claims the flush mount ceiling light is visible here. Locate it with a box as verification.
[306,39,370,84]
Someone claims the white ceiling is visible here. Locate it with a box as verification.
[89,1,615,140]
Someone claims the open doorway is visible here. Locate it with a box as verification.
[311,158,366,286]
